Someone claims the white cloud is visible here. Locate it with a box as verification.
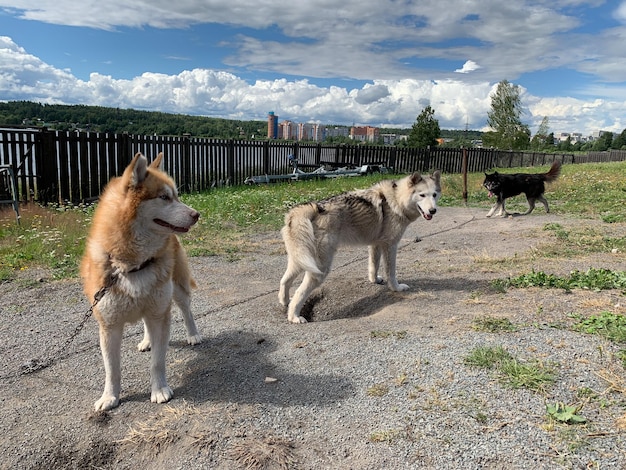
[2,34,626,135]
[614,1,626,23]
[0,0,620,83]
[455,60,481,74]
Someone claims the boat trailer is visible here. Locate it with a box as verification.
[244,155,389,184]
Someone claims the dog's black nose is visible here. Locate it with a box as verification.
[429,208,437,215]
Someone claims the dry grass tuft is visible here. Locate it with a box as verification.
[117,401,201,455]
[594,367,626,396]
[229,435,298,470]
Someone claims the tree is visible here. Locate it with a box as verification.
[530,116,552,150]
[611,128,626,149]
[407,105,441,148]
[484,80,530,150]
[592,132,613,151]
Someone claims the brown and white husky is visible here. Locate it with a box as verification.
[81,152,201,411]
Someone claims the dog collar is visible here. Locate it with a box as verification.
[128,257,155,273]
[107,254,155,275]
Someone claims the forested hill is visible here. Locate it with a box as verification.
[0,101,481,141]
[0,101,268,139]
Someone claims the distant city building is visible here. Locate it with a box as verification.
[267,111,278,139]
[350,126,380,143]
[279,120,297,140]
[381,133,407,145]
[325,126,350,139]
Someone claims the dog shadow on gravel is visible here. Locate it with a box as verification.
[174,330,354,407]
[298,275,490,322]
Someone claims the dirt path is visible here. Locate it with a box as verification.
[1,207,624,469]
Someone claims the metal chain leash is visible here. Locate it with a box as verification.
[1,276,116,381]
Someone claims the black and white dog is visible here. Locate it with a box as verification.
[483,161,561,217]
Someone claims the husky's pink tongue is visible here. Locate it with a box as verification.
[423,213,433,221]
[488,191,494,198]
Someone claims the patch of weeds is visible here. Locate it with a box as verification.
[370,330,407,339]
[572,311,626,343]
[473,412,488,424]
[546,402,587,424]
[472,316,517,333]
[369,429,400,443]
[394,373,408,386]
[576,387,598,400]
[543,223,569,240]
[498,358,556,392]
[542,223,626,255]
[367,383,389,397]
[464,346,555,392]
[499,268,626,291]
[488,279,507,293]
[464,346,513,369]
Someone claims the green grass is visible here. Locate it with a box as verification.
[463,345,513,369]
[541,223,626,257]
[0,161,625,281]
[464,345,556,392]
[471,316,517,333]
[572,311,626,344]
[493,268,626,292]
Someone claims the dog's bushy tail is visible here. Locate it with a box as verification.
[544,160,561,182]
[282,204,323,276]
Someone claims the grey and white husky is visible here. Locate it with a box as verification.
[278,171,441,323]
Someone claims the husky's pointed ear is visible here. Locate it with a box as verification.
[431,170,441,183]
[124,152,149,188]
[409,172,422,186]
[150,152,164,170]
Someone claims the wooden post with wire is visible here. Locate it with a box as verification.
[462,147,468,205]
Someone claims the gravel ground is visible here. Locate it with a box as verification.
[0,206,625,469]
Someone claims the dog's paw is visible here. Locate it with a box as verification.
[373,276,384,285]
[151,386,174,404]
[187,334,202,345]
[137,339,151,352]
[390,283,409,292]
[95,394,120,411]
[289,315,308,324]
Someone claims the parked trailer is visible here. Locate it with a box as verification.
[244,155,389,184]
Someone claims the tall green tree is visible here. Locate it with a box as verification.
[592,131,613,151]
[483,80,530,150]
[407,105,441,148]
[530,116,552,150]
[611,128,626,149]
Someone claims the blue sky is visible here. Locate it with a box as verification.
[1,0,626,136]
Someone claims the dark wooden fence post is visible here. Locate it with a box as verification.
[389,146,397,171]
[227,139,235,185]
[182,133,191,192]
[461,147,468,205]
[263,140,270,174]
[35,128,59,204]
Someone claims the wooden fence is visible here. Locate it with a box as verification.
[1,127,625,205]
